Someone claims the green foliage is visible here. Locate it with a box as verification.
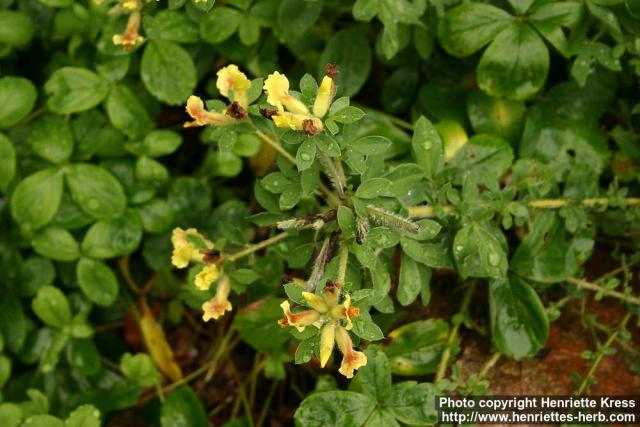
[0,0,638,424]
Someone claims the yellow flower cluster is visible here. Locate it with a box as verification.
[278,282,366,378]
[183,63,337,136]
[263,65,336,136]
[170,228,232,322]
[184,64,252,128]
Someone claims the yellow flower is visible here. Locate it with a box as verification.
[202,275,233,321]
[195,264,221,291]
[263,72,309,115]
[171,227,213,269]
[184,96,237,128]
[313,75,334,118]
[336,326,367,378]
[302,291,328,313]
[278,301,321,332]
[278,281,366,377]
[120,0,140,10]
[319,322,336,368]
[216,65,251,110]
[112,11,144,50]
[272,112,323,135]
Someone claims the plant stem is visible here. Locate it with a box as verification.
[566,277,640,306]
[575,311,633,396]
[408,197,640,218]
[436,281,476,382]
[256,380,279,427]
[255,129,341,206]
[255,129,297,165]
[478,352,501,379]
[354,103,414,131]
[337,242,349,286]
[225,231,290,263]
[118,256,141,294]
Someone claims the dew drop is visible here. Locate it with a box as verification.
[88,198,99,210]
[421,141,432,150]
[300,153,311,161]
[488,252,500,266]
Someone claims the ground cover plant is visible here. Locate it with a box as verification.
[1,0,640,425]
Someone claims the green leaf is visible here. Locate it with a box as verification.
[32,226,80,262]
[0,133,16,187]
[412,116,443,179]
[29,114,74,164]
[450,134,514,187]
[160,387,208,427]
[385,382,438,425]
[76,258,119,307]
[200,7,240,44]
[11,168,63,233]
[352,347,391,402]
[467,91,526,144]
[32,286,71,329]
[384,319,450,376]
[81,210,143,258]
[141,41,197,105]
[120,353,160,388]
[351,135,391,156]
[0,403,22,427]
[138,199,175,233]
[296,139,316,171]
[294,391,376,427]
[338,206,357,239]
[17,257,56,298]
[477,23,549,100]
[145,10,199,43]
[136,156,169,183]
[400,235,453,269]
[0,76,37,129]
[238,14,260,45]
[66,163,127,220]
[489,275,549,359]
[351,318,384,341]
[586,0,622,42]
[0,10,34,47]
[65,339,100,376]
[453,222,508,279]
[278,0,323,39]
[510,212,584,283]
[331,106,365,124]
[233,297,290,354]
[356,178,390,199]
[0,295,26,354]
[315,133,342,157]
[438,3,513,57]
[398,253,430,306]
[319,29,372,96]
[45,67,110,114]
[106,85,155,139]
[23,415,63,427]
[64,404,101,427]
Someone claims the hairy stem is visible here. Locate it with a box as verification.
[226,231,290,263]
[575,311,632,396]
[436,281,476,382]
[408,197,640,218]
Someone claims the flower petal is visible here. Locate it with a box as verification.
[312,75,334,118]
[279,301,321,332]
[264,71,309,115]
[195,264,221,291]
[216,64,251,109]
[319,323,336,368]
[336,326,367,378]
[302,292,328,313]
